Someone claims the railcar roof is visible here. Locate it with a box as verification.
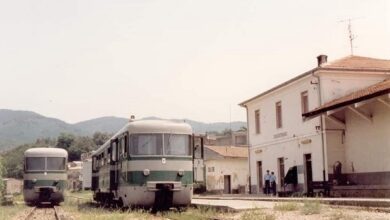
[24,147,68,157]
[93,119,192,156]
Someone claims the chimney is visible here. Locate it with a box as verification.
[129,115,135,122]
[317,54,328,67]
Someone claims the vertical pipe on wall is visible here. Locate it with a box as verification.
[245,105,252,194]
[313,73,327,182]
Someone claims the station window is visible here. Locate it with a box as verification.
[301,91,309,114]
[275,101,283,128]
[255,109,261,134]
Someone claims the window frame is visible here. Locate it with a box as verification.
[275,101,283,129]
[255,109,261,134]
[301,90,309,115]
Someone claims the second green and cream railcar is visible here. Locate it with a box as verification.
[23,148,68,205]
[92,120,196,208]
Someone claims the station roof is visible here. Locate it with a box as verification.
[239,55,390,107]
[303,78,390,118]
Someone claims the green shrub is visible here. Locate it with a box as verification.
[301,199,321,215]
[241,209,275,220]
[273,202,299,211]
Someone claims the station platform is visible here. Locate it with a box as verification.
[192,194,390,209]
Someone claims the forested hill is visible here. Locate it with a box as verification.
[0,109,246,151]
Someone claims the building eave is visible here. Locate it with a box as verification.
[239,67,319,107]
[239,66,390,108]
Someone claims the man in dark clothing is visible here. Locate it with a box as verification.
[270,171,277,196]
[264,170,271,195]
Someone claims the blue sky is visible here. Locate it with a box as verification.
[0,0,389,123]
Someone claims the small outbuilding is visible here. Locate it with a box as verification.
[204,145,249,194]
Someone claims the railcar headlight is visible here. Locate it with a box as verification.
[32,179,37,183]
[143,169,150,176]
[178,169,184,177]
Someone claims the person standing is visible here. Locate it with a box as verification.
[264,170,271,195]
[270,171,277,196]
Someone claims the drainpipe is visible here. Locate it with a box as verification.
[245,105,252,194]
[313,73,327,182]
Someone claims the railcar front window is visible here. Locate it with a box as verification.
[164,134,191,156]
[26,157,45,171]
[130,134,163,155]
[47,157,66,170]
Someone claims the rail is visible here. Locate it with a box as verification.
[24,205,60,220]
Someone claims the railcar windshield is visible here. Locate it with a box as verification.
[47,157,66,170]
[25,157,45,171]
[130,134,163,155]
[164,134,191,156]
[129,133,191,156]
[25,157,66,171]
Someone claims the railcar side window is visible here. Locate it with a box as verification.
[47,157,66,170]
[164,134,191,156]
[130,134,163,155]
[26,157,45,171]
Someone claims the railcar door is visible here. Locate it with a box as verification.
[91,156,98,191]
[110,139,120,191]
[193,135,205,183]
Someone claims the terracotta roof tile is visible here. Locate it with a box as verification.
[205,145,248,158]
[303,79,390,117]
[323,55,390,70]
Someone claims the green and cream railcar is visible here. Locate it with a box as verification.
[92,120,195,208]
[23,148,68,205]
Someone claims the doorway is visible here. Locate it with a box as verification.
[278,157,285,187]
[223,175,231,194]
[257,161,263,193]
[304,154,313,193]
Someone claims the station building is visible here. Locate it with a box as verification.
[239,55,390,196]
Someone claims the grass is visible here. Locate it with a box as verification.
[61,202,152,220]
[326,210,356,220]
[273,202,299,211]
[0,203,29,220]
[161,207,222,220]
[301,199,322,215]
[62,194,229,220]
[240,209,275,220]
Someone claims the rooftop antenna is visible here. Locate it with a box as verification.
[339,17,363,55]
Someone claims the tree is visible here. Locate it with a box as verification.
[0,156,5,198]
[221,128,232,136]
[68,136,96,161]
[56,133,75,150]
[92,132,111,146]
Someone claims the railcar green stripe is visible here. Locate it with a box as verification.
[24,171,67,174]
[122,171,193,186]
[128,156,192,161]
[23,180,67,190]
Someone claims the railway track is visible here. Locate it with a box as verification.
[24,205,61,220]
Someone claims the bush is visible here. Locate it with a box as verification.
[0,156,5,203]
[241,209,275,220]
[301,199,321,215]
[273,202,299,211]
